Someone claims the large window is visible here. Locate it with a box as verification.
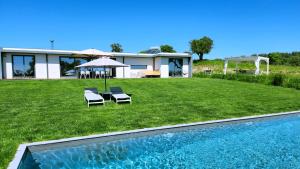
[12,55,35,78]
[131,65,147,70]
[60,57,90,77]
[169,58,183,77]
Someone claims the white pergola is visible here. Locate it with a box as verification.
[224,56,269,75]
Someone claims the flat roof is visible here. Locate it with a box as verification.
[1,47,191,58]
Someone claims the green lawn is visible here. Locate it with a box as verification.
[1,78,300,168]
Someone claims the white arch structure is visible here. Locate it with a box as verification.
[224,56,269,75]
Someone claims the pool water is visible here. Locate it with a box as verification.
[19,115,300,169]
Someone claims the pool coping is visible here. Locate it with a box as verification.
[8,110,300,169]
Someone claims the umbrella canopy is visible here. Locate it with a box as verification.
[76,57,128,68]
[78,48,112,56]
[76,57,128,91]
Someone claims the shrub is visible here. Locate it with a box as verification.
[285,78,300,90]
[193,72,300,90]
[270,74,285,86]
[193,72,207,78]
[211,73,225,79]
[264,52,300,66]
[288,56,300,66]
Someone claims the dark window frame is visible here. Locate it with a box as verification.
[12,55,35,78]
[1,55,4,78]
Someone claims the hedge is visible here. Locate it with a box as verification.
[193,73,300,90]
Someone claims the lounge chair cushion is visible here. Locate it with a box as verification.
[84,88,99,94]
[85,93,103,101]
[112,94,130,100]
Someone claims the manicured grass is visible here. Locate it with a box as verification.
[1,78,300,168]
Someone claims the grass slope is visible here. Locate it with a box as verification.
[1,78,300,168]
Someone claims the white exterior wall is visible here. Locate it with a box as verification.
[48,55,60,79]
[160,57,169,78]
[154,57,161,71]
[123,57,131,78]
[5,53,13,79]
[189,57,193,77]
[124,57,153,78]
[0,50,2,79]
[114,57,192,78]
[115,57,125,78]
[35,54,48,79]
[0,51,192,79]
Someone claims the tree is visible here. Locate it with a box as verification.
[110,43,123,52]
[139,50,147,54]
[160,44,176,53]
[190,36,213,60]
[268,52,283,65]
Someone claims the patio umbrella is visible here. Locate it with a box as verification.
[76,57,128,91]
[73,49,113,77]
[77,48,112,56]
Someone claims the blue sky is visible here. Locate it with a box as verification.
[0,0,300,59]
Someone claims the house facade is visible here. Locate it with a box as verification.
[0,47,192,79]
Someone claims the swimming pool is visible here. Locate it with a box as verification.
[12,111,300,169]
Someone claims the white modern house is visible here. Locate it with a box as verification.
[0,47,192,79]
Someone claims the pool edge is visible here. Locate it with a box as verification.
[8,110,300,169]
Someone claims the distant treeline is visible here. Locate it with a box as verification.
[253,52,300,66]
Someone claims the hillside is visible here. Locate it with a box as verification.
[193,60,300,77]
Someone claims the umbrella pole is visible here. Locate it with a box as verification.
[104,66,107,92]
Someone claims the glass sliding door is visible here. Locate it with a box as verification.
[12,55,35,78]
[111,58,116,77]
[60,57,76,77]
[12,56,23,77]
[60,57,90,77]
[169,58,183,77]
[24,56,35,76]
[74,58,89,77]
[75,58,89,70]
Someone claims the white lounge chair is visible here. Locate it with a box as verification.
[84,88,104,107]
[110,87,132,104]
